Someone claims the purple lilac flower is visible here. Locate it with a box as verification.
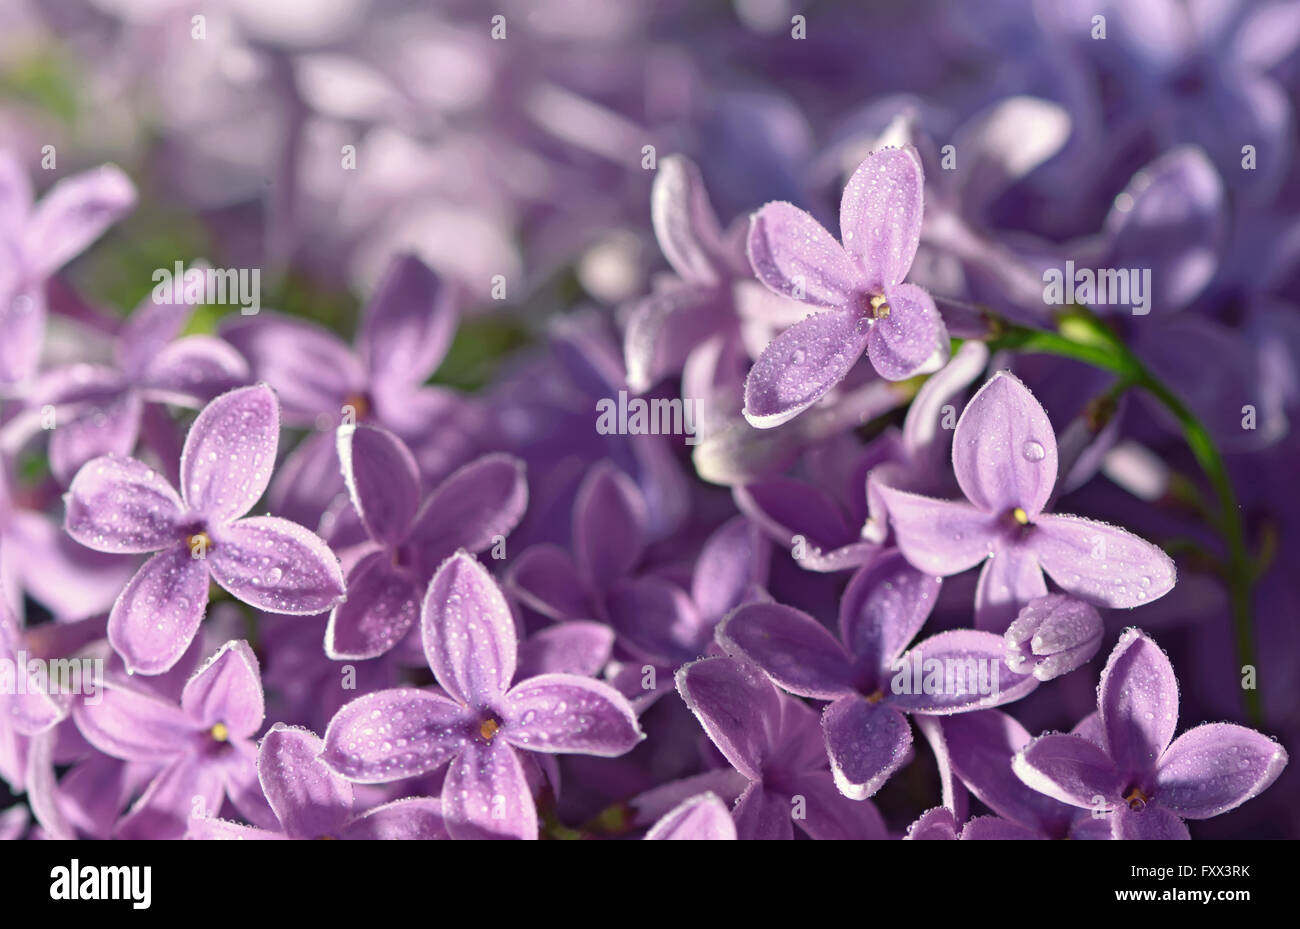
[327,422,527,659]
[71,640,273,839]
[743,145,946,427]
[321,551,644,840]
[64,384,346,673]
[0,578,66,742]
[643,791,736,840]
[0,153,137,385]
[1013,629,1289,839]
[187,724,447,840]
[719,550,1038,800]
[676,655,889,839]
[877,371,1176,632]
[1003,594,1104,681]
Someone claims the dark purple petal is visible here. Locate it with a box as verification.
[571,462,647,591]
[421,551,517,707]
[338,424,421,545]
[904,806,957,840]
[839,550,942,674]
[516,622,614,679]
[717,602,855,700]
[822,695,912,800]
[793,770,889,839]
[504,544,589,621]
[325,551,420,660]
[321,688,469,783]
[208,516,346,614]
[960,816,1042,840]
[1112,802,1190,840]
[675,657,782,781]
[179,384,280,521]
[359,254,454,389]
[406,453,528,575]
[64,454,182,553]
[731,782,793,840]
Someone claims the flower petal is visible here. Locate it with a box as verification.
[138,336,250,407]
[974,544,1048,633]
[1156,723,1288,819]
[742,307,871,428]
[325,551,420,660]
[257,724,352,839]
[108,545,211,675]
[746,201,857,308]
[115,756,223,840]
[1028,514,1176,608]
[359,254,455,389]
[644,792,736,840]
[731,782,793,840]
[64,454,183,553]
[24,163,136,277]
[889,629,1039,714]
[1111,802,1190,840]
[876,486,997,576]
[208,516,346,615]
[1097,628,1179,778]
[421,551,517,707]
[342,796,450,840]
[675,657,782,781]
[442,739,537,840]
[50,391,143,486]
[839,550,942,674]
[72,680,197,761]
[952,371,1058,518]
[717,602,855,700]
[607,576,707,665]
[793,770,889,839]
[502,673,644,756]
[180,384,280,521]
[1012,733,1123,810]
[691,515,767,622]
[822,695,913,800]
[516,621,614,679]
[321,688,469,783]
[338,423,421,545]
[571,462,647,591]
[504,544,588,621]
[867,282,943,380]
[181,640,264,740]
[651,154,726,285]
[905,806,958,840]
[839,146,924,291]
[406,453,529,577]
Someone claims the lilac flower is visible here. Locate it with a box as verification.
[743,145,946,427]
[321,551,644,840]
[718,550,1038,799]
[1013,629,1289,840]
[1004,594,1104,681]
[0,153,137,385]
[327,422,527,659]
[643,792,736,840]
[64,384,346,674]
[877,371,1176,632]
[676,656,889,839]
[940,710,1113,840]
[71,640,274,839]
[0,579,66,743]
[188,724,447,840]
[32,286,250,484]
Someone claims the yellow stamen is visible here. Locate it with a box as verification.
[1124,786,1149,810]
[187,531,212,556]
[869,294,891,319]
[343,393,370,422]
[479,718,500,741]
[210,722,229,742]
[865,689,885,705]
[1012,507,1029,525]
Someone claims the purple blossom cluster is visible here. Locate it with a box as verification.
[1,0,1298,842]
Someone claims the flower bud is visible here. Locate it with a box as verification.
[1004,594,1103,681]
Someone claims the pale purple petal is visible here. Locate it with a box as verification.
[179,384,280,521]
[50,391,143,486]
[1004,594,1104,681]
[181,640,264,739]
[876,486,997,575]
[115,756,223,840]
[644,791,736,840]
[651,155,726,285]
[1028,514,1176,608]
[890,629,1039,714]
[342,797,450,840]
[1098,629,1179,777]
[839,146,924,290]
[866,282,942,380]
[64,454,182,553]
[905,806,957,840]
[691,515,767,622]
[359,254,454,389]
[72,681,198,762]
[742,307,871,428]
[137,336,250,407]
[442,739,537,840]
[747,201,858,307]
[421,551,517,707]
[1012,733,1124,809]
[321,688,469,782]
[952,371,1058,518]
[1156,724,1288,819]
[502,673,643,756]
[1112,802,1190,840]
[187,818,281,840]
[516,622,614,679]
[675,657,782,781]
[717,602,855,699]
[839,550,942,673]
[24,163,136,277]
[974,544,1048,633]
[108,545,211,675]
[338,423,421,545]
[0,279,45,384]
[571,462,647,590]
[208,516,346,614]
[822,695,912,800]
[257,724,352,839]
[325,551,420,660]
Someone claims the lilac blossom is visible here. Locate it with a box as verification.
[719,550,1038,800]
[327,422,527,659]
[643,792,736,840]
[877,371,1176,631]
[1013,629,1288,839]
[1003,594,1104,681]
[64,384,346,674]
[321,551,644,840]
[743,145,947,427]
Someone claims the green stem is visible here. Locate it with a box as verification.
[983,309,1262,724]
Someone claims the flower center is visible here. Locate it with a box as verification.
[479,718,500,741]
[869,294,891,319]
[1011,507,1030,526]
[1123,786,1150,811]
[210,722,230,742]
[865,689,886,705]
[343,392,371,422]
[187,531,213,558]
